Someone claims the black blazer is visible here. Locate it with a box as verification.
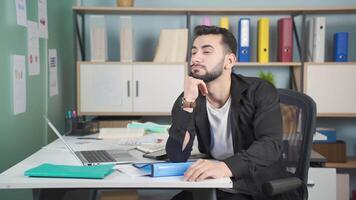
[166,73,287,197]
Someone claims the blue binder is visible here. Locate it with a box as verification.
[238,18,250,62]
[333,32,348,62]
[133,162,193,177]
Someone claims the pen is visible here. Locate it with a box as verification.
[67,111,72,119]
[77,137,103,140]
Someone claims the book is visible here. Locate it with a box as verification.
[120,16,134,62]
[90,16,107,61]
[153,29,188,62]
[25,163,115,179]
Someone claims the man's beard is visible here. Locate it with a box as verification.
[190,59,224,83]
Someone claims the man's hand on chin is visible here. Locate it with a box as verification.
[184,159,232,182]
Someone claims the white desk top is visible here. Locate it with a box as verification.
[0,137,232,189]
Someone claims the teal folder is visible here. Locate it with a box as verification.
[24,163,115,179]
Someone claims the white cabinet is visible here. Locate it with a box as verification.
[304,63,356,117]
[308,168,336,200]
[77,62,186,115]
[132,63,186,113]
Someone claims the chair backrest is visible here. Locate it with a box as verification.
[278,89,316,183]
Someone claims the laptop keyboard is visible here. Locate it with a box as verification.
[81,150,116,163]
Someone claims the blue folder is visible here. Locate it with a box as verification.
[24,163,115,179]
[238,18,251,62]
[333,32,348,62]
[133,162,193,177]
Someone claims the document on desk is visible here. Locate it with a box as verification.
[99,128,145,139]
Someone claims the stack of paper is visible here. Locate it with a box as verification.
[98,128,145,139]
[153,29,188,62]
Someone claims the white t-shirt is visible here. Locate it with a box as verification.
[206,96,234,160]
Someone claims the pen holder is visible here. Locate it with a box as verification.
[65,119,99,136]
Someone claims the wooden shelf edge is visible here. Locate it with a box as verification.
[72,6,356,14]
[325,158,356,169]
[78,112,172,116]
[77,61,188,65]
[317,113,356,117]
[305,62,356,66]
[235,62,301,67]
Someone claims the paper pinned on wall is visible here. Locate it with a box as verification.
[27,21,40,76]
[16,0,27,27]
[12,55,27,115]
[38,0,48,38]
[48,49,58,96]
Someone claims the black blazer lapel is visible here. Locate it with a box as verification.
[195,95,211,155]
[230,74,249,153]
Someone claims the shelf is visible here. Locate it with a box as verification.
[317,113,356,117]
[78,112,171,116]
[73,6,356,15]
[77,61,300,67]
[77,61,187,65]
[305,62,356,66]
[326,158,356,169]
[235,62,301,67]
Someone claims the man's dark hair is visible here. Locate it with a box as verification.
[193,25,237,56]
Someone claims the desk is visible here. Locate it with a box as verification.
[0,137,232,200]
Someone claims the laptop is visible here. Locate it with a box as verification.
[44,116,138,166]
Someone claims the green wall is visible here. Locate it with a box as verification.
[0,0,75,199]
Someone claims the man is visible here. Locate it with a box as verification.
[166,25,296,200]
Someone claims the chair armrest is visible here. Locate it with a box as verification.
[262,177,302,196]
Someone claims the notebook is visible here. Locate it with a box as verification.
[44,116,138,166]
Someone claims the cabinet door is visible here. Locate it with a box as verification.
[308,168,336,200]
[79,63,132,114]
[304,63,356,116]
[132,63,185,113]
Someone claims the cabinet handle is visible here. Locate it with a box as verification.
[307,182,315,187]
[136,80,139,97]
[127,80,130,97]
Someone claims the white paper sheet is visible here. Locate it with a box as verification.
[38,0,48,38]
[99,128,145,139]
[16,0,27,27]
[27,21,40,76]
[48,49,58,96]
[12,55,27,115]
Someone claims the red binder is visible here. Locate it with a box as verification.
[278,18,293,62]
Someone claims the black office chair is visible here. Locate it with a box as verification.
[262,89,317,200]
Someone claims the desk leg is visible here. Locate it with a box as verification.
[32,188,69,200]
[32,189,40,200]
[192,189,216,200]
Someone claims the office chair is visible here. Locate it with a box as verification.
[261,89,317,200]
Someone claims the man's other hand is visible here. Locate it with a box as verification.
[184,159,232,182]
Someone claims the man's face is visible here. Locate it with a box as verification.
[190,34,227,83]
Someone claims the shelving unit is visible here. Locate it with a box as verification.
[72,6,356,115]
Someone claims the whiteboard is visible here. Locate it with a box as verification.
[304,63,356,115]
